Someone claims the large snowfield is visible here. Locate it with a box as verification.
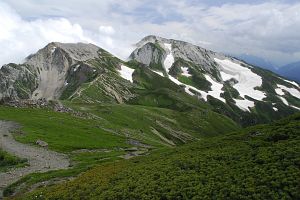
[214,58,266,111]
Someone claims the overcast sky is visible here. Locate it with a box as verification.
[1,0,300,66]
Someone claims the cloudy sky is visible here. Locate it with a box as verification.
[1,0,300,67]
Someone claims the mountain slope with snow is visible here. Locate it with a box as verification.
[0,36,299,126]
[129,35,300,125]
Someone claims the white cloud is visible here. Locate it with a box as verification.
[0,2,94,66]
[1,1,300,66]
[99,26,115,35]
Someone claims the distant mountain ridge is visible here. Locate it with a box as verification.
[234,54,277,71]
[278,61,300,83]
[234,54,300,83]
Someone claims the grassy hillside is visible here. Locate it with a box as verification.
[0,150,26,172]
[21,113,300,200]
[0,107,128,152]
[0,104,239,197]
[64,103,239,144]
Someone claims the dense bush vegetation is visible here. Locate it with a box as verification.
[23,113,300,200]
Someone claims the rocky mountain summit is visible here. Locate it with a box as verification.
[0,42,134,103]
[0,42,101,100]
[27,42,101,100]
[130,35,224,73]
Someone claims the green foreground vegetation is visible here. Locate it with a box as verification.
[0,150,26,172]
[20,113,300,200]
[0,106,129,196]
[0,104,238,197]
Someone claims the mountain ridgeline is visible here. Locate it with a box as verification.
[0,36,300,126]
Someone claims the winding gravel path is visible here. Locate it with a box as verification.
[0,121,70,198]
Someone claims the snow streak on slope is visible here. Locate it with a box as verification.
[275,84,300,110]
[163,43,174,74]
[168,76,207,99]
[278,96,289,105]
[152,70,164,77]
[280,78,299,87]
[119,65,134,83]
[214,58,266,111]
[74,64,80,72]
[160,47,208,100]
[276,84,300,99]
[291,105,300,110]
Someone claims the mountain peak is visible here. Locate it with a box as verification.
[30,42,101,62]
[136,35,172,48]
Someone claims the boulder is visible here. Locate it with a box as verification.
[36,139,48,148]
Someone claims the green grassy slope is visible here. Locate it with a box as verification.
[0,107,127,152]
[0,149,27,172]
[0,106,130,196]
[64,103,239,146]
[0,104,239,197]
[22,113,300,200]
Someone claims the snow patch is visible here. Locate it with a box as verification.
[234,99,255,112]
[276,84,300,99]
[273,107,278,111]
[181,67,191,77]
[163,43,174,74]
[119,65,134,83]
[50,47,56,54]
[164,43,172,51]
[74,64,80,72]
[275,88,285,96]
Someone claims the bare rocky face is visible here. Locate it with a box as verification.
[0,43,102,101]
